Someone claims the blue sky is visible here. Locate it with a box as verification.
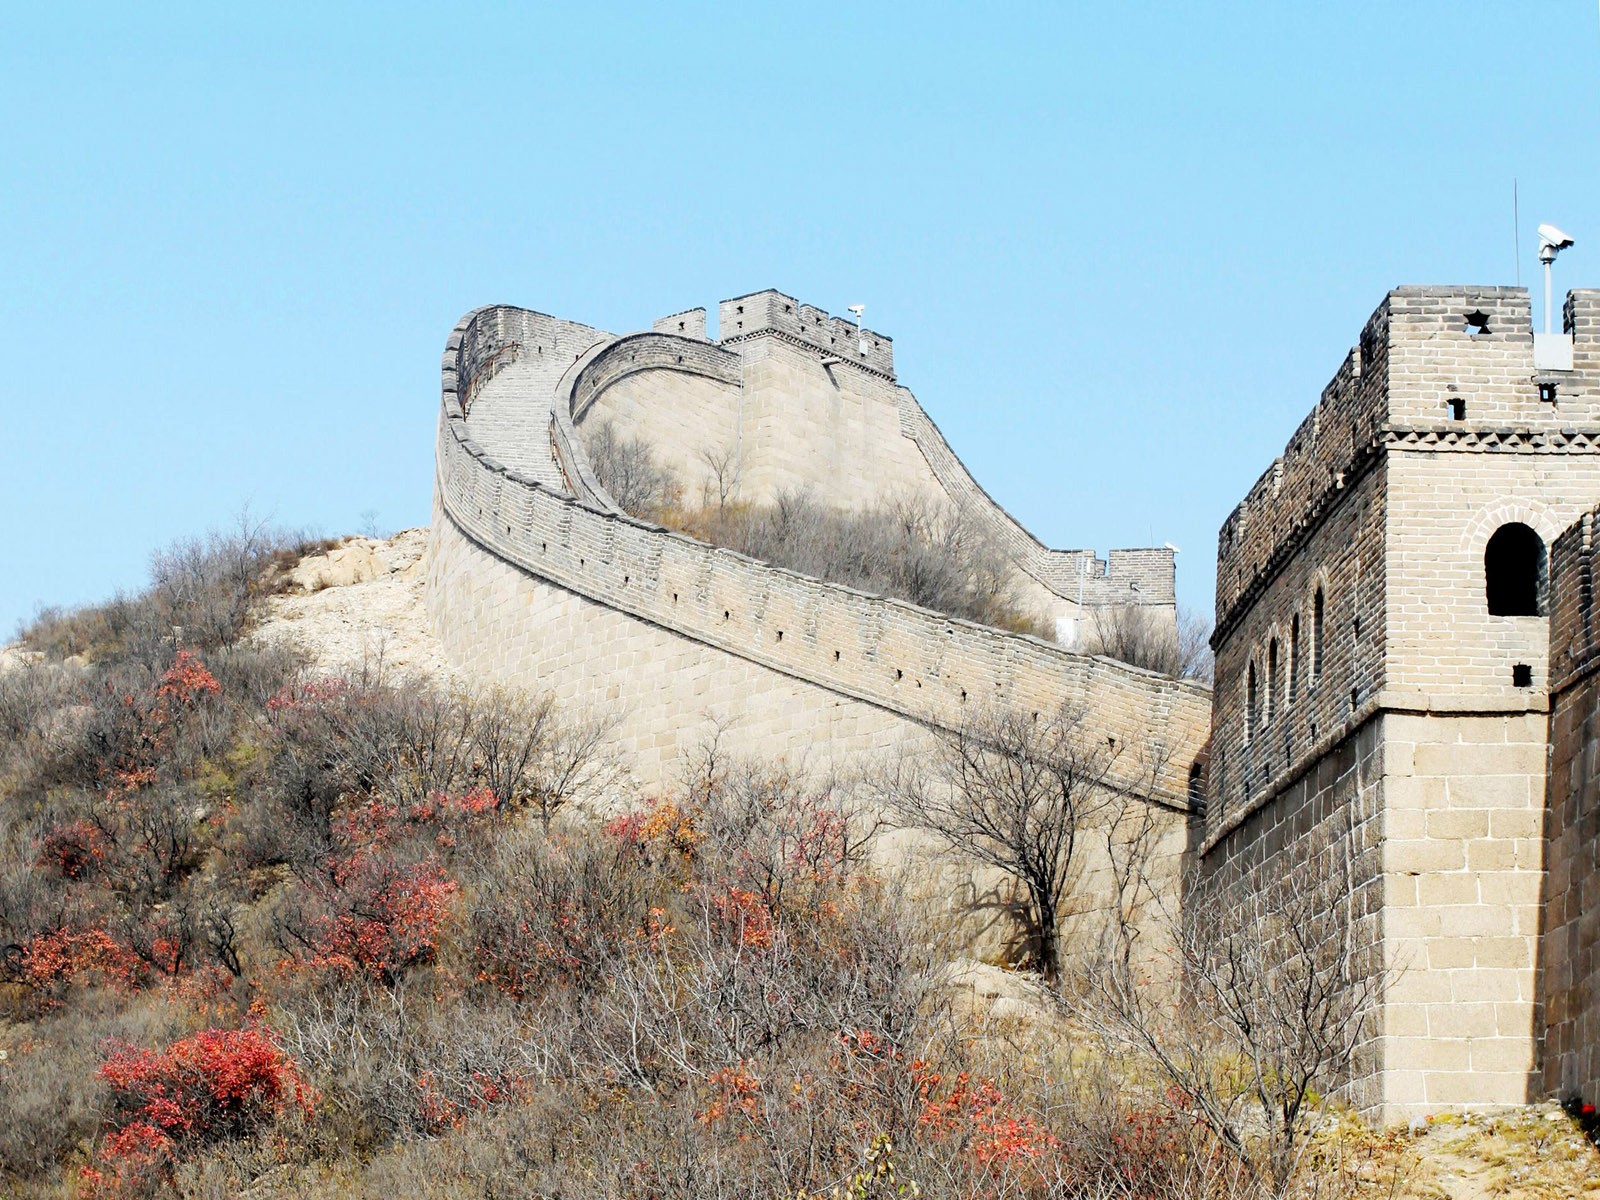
[4,2,1598,633]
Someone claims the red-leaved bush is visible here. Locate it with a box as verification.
[81,1026,313,1196]
[18,927,144,1004]
[39,818,108,880]
[838,1028,1058,1172]
[299,851,458,984]
[155,651,222,707]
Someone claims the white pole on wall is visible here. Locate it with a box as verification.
[1538,223,1575,335]
[1546,255,1554,336]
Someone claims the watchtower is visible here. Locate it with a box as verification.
[1206,285,1600,1117]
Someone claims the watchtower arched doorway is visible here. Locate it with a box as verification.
[1484,523,1545,616]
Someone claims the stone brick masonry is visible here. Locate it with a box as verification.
[428,282,1600,1122]
[1210,284,1600,1120]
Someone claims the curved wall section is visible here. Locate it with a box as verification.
[429,304,1209,804]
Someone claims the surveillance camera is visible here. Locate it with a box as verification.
[1539,223,1575,252]
[847,304,865,317]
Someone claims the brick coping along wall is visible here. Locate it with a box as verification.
[431,303,1210,807]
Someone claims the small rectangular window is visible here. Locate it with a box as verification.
[1513,663,1533,688]
[1448,398,1466,421]
[1312,589,1325,685]
[1539,382,1558,404]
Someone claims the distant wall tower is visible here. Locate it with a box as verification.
[1205,285,1600,1118]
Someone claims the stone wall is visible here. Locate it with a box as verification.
[427,297,1211,959]
[1206,457,1388,844]
[556,290,1179,639]
[1200,720,1387,1112]
[1543,504,1600,1104]
[430,304,1211,808]
[1207,285,1600,1118]
[429,492,1197,957]
[1378,710,1549,1112]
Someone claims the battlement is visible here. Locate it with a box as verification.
[717,289,896,379]
[652,308,708,340]
[1215,286,1600,639]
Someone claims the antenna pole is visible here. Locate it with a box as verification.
[1514,179,1521,287]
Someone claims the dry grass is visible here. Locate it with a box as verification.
[584,418,1051,638]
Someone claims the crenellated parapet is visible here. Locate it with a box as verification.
[1215,286,1600,644]
[718,289,896,379]
[1213,296,1389,641]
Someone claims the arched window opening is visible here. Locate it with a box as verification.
[1267,638,1279,725]
[1312,589,1325,685]
[1289,615,1301,701]
[1188,761,1205,807]
[1485,523,1545,616]
[1245,661,1258,744]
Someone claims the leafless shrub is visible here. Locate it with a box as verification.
[1073,815,1383,1198]
[249,670,614,873]
[0,660,72,749]
[584,419,682,517]
[1176,605,1217,681]
[18,512,308,666]
[88,784,205,905]
[670,488,1049,638]
[1088,603,1214,679]
[279,981,569,1146]
[698,442,739,513]
[462,825,663,999]
[691,754,884,914]
[0,816,53,969]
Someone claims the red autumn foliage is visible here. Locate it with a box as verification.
[604,797,703,858]
[697,1062,764,1127]
[708,885,776,951]
[17,927,144,1002]
[838,1028,1058,1171]
[80,1026,313,1197]
[298,850,458,984]
[155,650,221,706]
[40,818,108,880]
[96,651,221,799]
[914,1067,1059,1166]
[409,786,501,823]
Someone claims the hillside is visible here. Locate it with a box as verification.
[0,529,1594,1197]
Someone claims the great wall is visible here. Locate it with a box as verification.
[426,293,1206,804]
[423,283,1600,1123]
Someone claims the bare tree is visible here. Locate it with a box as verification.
[886,703,1117,983]
[584,419,681,517]
[1073,814,1383,1198]
[698,442,739,514]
